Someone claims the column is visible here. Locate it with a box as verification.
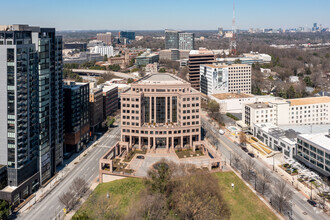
[154,97,157,123]
[165,96,168,123]
[181,136,184,148]
[149,97,152,123]
[172,137,174,149]
[190,135,193,151]
[148,137,150,150]
[166,136,169,150]
[170,96,172,123]
[138,136,141,150]
[129,136,132,150]
[153,136,156,149]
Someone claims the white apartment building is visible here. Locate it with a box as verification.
[296,132,330,176]
[91,45,114,57]
[200,64,251,95]
[243,97,330,128]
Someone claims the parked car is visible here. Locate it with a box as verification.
[136,155,145,159]
[307,199,317,207]
[219,129,225,135]
[242,147,248,152]
[248,153,255,158]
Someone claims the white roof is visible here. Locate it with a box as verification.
[298,133,330,150]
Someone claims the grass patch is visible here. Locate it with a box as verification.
[175,149,204,158]
[215,172,278,220]
[75,172,278,219]
[73,178,145,219]
[226,113,239,121]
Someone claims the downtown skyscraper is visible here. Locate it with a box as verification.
[0,25,63,203]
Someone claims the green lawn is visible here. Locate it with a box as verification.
[74,172,278,219]
[74,178,144,219]
[215,172,277,220]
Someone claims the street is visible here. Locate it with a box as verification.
[17,127,120,220]
[201,117,328,220]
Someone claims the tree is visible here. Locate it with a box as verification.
[286,86,296,99]
[239,132,247,145]
[0,200,10,220]
[103,55,108,61]
[232,154,241,170]
[127,78,134,84]
[145,162,172,194]
[171,172,231,220]
[271,181,293,214]
[106,116,115,128]
[158,68,166,73]
[58,191,77,211]
[207,100,220,117]
[70,177,88,198]
[241,158,255,181]
[97,77,106,85]
[126,192,168,220]
[256,168,271,195]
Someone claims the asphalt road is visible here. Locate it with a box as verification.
[18,127,121,220]
[201,117,328,220]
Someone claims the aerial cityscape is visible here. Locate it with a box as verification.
[0,0,330,220]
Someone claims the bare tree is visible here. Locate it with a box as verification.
[239,132,247,145]
[256,168,271,195]
[58,191,77,211]
[232,154,241,170]
[271,181,293,214]
[241,158,255,181]
[71,177,88,198]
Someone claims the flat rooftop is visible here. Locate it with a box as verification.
[288,96,330,106]
[212,93,254,100]
[203,63,250,69]
[246,102,271,109]
[279,124,330,135]
[298,133,330,150]
[102,85,118,92]
[137,73,186,85]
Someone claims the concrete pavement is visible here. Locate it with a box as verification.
[17,126,120,220]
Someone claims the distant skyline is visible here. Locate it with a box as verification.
[1,0,330,31]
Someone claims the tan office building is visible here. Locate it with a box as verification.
[120,73,202,150]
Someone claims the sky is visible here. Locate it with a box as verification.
[1,0,329,31]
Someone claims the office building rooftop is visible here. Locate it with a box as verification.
[288,96,330,106]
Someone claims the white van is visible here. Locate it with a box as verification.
[219,129,225,135]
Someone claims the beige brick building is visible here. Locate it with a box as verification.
[120,73,202,150]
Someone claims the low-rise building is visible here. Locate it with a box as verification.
[296,132,330,176]
[253,123,296,158]
[200,64,251,95]
[145,63,158,73]
[63,82,90,153]
[210,93,281,113]
[216,52,271,65]
[136,52,159,67]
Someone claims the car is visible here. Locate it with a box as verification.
[136,155,145,159]
[219,129,225,135]
[307,199,317,207]
[248,153,255,158]
[242,147,248,152]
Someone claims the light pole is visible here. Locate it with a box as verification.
[273,156,275,171]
